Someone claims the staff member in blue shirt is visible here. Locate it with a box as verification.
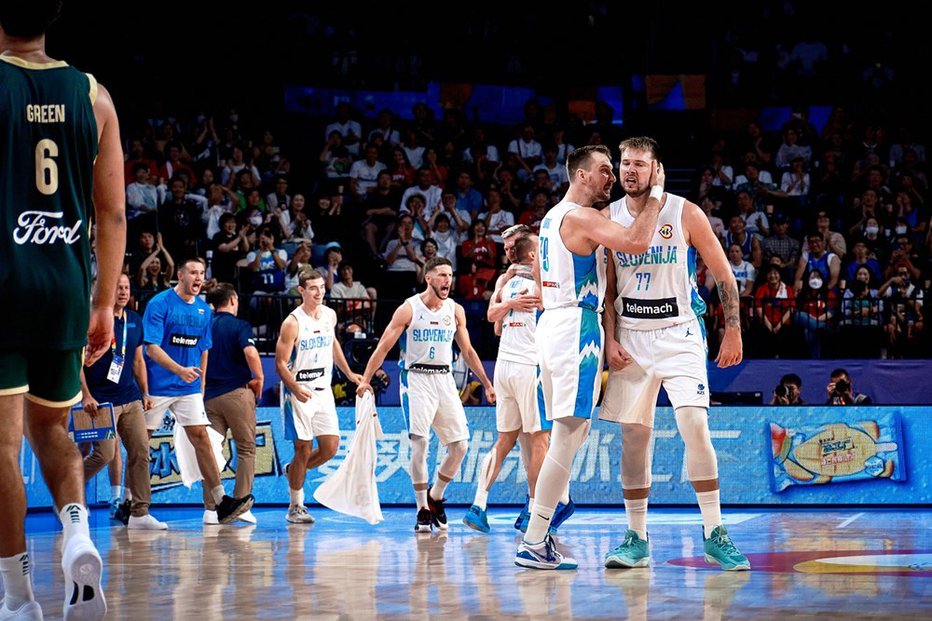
[142,257,253,523]
[81,274,166,530]
[202,283,264,525]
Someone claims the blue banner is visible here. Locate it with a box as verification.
[21,406,932,508]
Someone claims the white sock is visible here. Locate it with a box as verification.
[528,497,535,513]
[0,553,35,609]
[415,489,428,510]
[696,489,722,538]
[59,503,90,544]
[289,487,304,507]
[473,449,495,510]
[110,485,122,502]
[431,477,450,500]
[624,497,649,540]
[560,483,570,506]
[524,503,555,544]
[210,485,225,506]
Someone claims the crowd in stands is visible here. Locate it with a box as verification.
[106,96,929,361]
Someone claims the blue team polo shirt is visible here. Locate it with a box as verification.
[143,288,213,396]
[205,311,256,401]
[84,310,144,406]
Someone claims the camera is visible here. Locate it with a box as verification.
[834,379,850,394]
[774,384,788,399]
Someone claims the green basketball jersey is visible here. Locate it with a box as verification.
[0,55,98,350]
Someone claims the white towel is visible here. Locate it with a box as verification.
[173,421,227,488]
[313,392,384,524]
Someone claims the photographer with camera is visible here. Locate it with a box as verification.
[825,368,873,405]
[771,373,804,405]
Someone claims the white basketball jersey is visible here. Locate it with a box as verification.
[497,273,538,366]
[538,200,607,312]
[290,305,337,389]
[401,294,456,373]
[609,193,706,330]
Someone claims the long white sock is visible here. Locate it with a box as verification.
[430,477,450,500]
[560,483,570,506]
[473,449,496,510]
[624,497,649,540]
[210,485,225,506]
[696,489,722,538]
[59,503,90,545]
[110,485,122,502]
[524,503,555,544]
[0,553,35,609]
[528,497,535,513]
[289,487,304,507]
[415,489,428,510]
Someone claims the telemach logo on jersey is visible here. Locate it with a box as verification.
[622,297,679,319]
[13,211,82,245]
[169,333,199,347]
[296,368,325,382]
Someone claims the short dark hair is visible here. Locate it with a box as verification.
[514,236,535,262]
[780,373,802,387]
[179,257,206,272]
[206,282,237,309]
[297,268,325,288]
[830,368,848,380]
[567,144,612,179]
[0,0,61,38]
[423,256,453,274]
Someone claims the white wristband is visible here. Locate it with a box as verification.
[649,185,664,201]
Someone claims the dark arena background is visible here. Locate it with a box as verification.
[7,1,932,619]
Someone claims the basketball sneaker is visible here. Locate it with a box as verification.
[462,505,490,533]
[216,494,254,524]
[0,599,43,621]
[426,486,448,530]
[549,497,575,533]
[127,514,168,531]
[286,505,315,524]
[61,534,106,620]
[415,508,433,533]
[109,499,130,526]
[703,526,750,571]
[514,495,531,533]
[515,534,577,570]
[604,529,650,568]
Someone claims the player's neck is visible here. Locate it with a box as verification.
[563,186,592,208]
[173,284,195,303]
[0,39,51,63]
[419,290,444,311]
[301,301,323,317]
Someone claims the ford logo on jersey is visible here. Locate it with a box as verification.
[621,297,679,319]
[296,368,325,382]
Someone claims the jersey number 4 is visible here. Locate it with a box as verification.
[35,139,60,195]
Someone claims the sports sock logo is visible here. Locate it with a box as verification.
[64,503,82,523]
[19,553,30,576]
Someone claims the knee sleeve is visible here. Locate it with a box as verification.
[440,439,467,476]
[545,417,590,474]
[410,435,429,484]
[620,423,653,490]
[674,406,718,481]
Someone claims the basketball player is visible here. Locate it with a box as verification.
[600,137,749,571]
[515,145,664,570]
[143,258,254,524]
[0,2,126,618]
[356,257,496,533]
[463,234,552,533]
[276,269,363,524]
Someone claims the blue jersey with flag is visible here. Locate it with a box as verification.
[143,288,213,396]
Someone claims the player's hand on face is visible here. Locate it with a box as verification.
[649,159,665,191]
[178,366,201,383]
[715,330,743,368]
[86,307,115,366]
[355,382,373,397]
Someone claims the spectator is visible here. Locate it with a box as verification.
[210,213,249,285]
[724,215,762,269]
[400,167,442,216]
[770,373,804,405]
[795,231,841,292]
[478,188,515,244]
[825,368,872,405]
[795,268,837,358]
[736,190,770,237]
[324,102,362,157]
[348,145,387,201]
[278,193,314,243]
[265,175,291,212]
[126,162,159,228]
[843,238,882,287]
[726,243,756,298]
[752,265,796,358]
[762,213,800,282]
[838,267,884,357]
[382,215,420,297]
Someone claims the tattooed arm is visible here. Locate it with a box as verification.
[683,201,744,368]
